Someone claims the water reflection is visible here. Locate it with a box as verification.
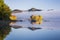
[0,21,11,40]
[10,21,42,30]
[0,20,60,40]
[28,27,42,31]
[9,19,60,30]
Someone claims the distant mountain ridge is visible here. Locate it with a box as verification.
[12,9,23,13]
[12,8,55,13]
[12,8,42,13]
[28,8,42,11]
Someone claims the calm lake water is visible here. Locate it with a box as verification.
[0,11,60,40]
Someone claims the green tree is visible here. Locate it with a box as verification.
[0,0,11,20]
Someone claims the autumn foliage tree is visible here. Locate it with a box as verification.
[0,0,11,20]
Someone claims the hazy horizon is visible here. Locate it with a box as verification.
[5,0,60,10]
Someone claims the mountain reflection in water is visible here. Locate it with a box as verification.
[0,20,60,40]
[9,21,42,30]
[0,21,41,40]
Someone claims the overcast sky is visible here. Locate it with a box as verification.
[5,0,60,10]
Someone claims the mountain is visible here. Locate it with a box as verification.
[28,8,42,11]
[12,9,23,13]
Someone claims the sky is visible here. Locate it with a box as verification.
[4,0,60,10]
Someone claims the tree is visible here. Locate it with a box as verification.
[0,0,11,20]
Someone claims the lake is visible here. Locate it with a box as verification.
[0,11,60,40]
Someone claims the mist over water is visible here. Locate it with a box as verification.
[0,11,60,40]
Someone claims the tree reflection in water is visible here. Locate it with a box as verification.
[0,21,11,40]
